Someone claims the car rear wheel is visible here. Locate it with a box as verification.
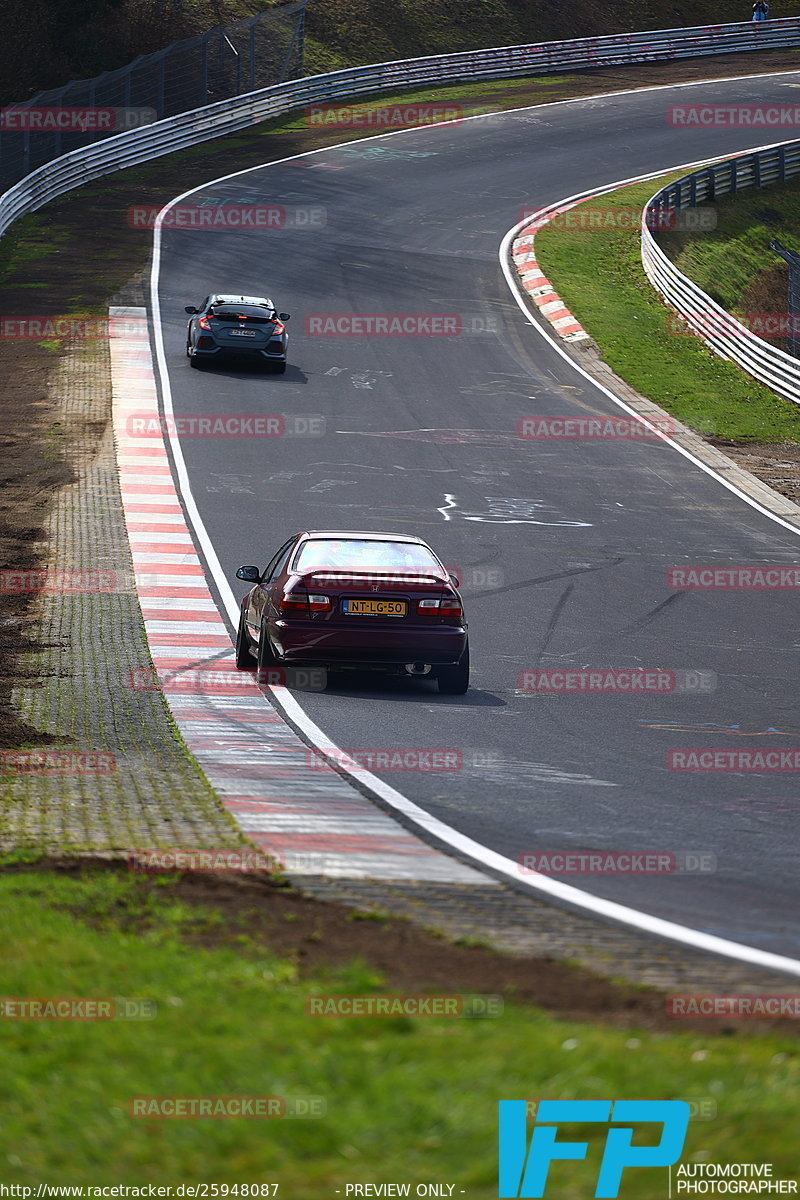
[189,353,203,369]
[437,644,469,695]
[270,360,286,374]
[234,607,257,670]
[256,617,279,684]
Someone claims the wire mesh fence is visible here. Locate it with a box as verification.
[0,0,306,191]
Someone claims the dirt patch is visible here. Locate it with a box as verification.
[0,338,74,748]
[711,437,800,503]
[4,51,800,750]
[5,856,797,1033]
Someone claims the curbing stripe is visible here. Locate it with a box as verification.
[511,240,591,341]
[141,124,800,977]
[109,306,492,887]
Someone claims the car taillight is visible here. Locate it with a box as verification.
[417,597,462,619]
[439,597,462,619]
[271,320,285,336]
[280,592,331,613]
[198,315,214,330]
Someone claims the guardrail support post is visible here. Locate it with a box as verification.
[770,239,800,358]
[158,55,166,118]
[201,36,209,106]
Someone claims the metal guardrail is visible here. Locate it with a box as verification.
[3,18,800,243]
[0,2,307,191]
[642,140,800,404]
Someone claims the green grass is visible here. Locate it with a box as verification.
[0,74,587,315]
[658,176,800,311]
[534,172,800,442]
[0,868,798,1190]
[163,76,584,149]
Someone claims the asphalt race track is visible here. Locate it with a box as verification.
[153,72,800,958]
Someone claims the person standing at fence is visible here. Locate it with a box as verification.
[752,1,769,21]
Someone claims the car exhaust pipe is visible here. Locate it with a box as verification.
[404,662,432,676]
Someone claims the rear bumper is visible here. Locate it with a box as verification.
[195,345,286,361]
[271,620,467,667]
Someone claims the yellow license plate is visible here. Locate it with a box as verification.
[343,599,407,617]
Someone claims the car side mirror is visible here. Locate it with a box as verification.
[278,313,291,321]
[236,565,261,583]
[448,573,460,588]
[185,306,198,314]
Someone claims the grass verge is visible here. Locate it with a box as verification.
[0,866,798,1189]
[533,171,800,443]
[657,175,800,358]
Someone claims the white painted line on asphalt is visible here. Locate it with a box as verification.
[148,76,800,975]
[500,151,800,537]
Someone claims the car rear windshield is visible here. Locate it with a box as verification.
[210,305,275,323]
[293,540,445,575]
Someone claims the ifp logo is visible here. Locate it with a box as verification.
[498,1099,690,1198]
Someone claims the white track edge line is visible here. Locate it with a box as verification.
[500,158,800,535]
[148,78,800,977]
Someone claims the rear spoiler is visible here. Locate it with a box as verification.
[301,569,448,585]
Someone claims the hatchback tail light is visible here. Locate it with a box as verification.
[271,320,285,336]
[198,315,214,330]
[280,591,331,614]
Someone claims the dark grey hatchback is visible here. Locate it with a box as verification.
[185,293,290,372]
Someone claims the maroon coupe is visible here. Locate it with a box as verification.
[234,530,469,694]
